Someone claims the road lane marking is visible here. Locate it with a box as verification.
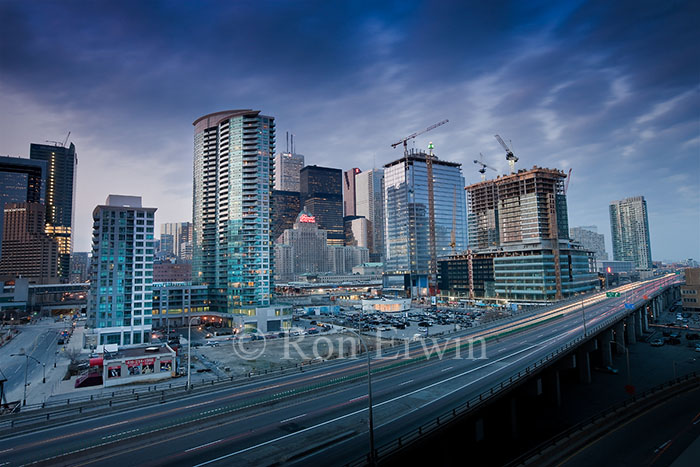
[193,342,550,467]
[349,396,366,403]
[398,380,413,386]
[441,366,453,372]
[0,448,14,454]
[185,439,223,453]
[280,413,307,423]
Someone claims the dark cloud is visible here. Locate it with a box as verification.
[0,0,698,260]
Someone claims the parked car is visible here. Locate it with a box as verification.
[650,338,664,347]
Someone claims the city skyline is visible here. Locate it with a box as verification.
[0,1,698,261]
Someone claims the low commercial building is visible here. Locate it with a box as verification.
[151,281,209,328]
[681,268,700,312]
[361,298,411,313]
[101,344,176,387]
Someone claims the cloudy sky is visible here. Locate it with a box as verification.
[1,0,698,261]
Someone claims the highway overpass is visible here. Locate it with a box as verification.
[0,274,683,466]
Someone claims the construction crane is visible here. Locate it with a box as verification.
[473,153,497,181]
[44,131,71,148]
[392,121,448,301]
[391,119,449,156]
[564,168,572,194]
[494,134,519,173]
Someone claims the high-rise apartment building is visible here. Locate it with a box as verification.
[0,202,59,284]
[300,165,343,245]
[609,196,652,269]
[274,152,304,191]
[570,225,608,266]
[355,168,384,262]
[69,252,89,283]
[344,215,370,248]
[343,168,360,216]
[383,150,468,293]
[30,142,77,281]
[193,110,274,312]
[0,156,47,258]
[86,195,156,346]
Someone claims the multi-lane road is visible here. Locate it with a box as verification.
[0,275,680,466]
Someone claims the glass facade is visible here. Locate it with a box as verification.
[300,165,343,245]
[609,196,652,269]
[271,190,301,242]
[383,152,468,277]
[193,110,275,312]
[87,197,156,346]
[30,143,77,280]
[355,168,384,262]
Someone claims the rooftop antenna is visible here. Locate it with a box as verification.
[291,134,295,154]
[286,131,289,153]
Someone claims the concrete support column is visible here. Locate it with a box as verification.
[626,315,636,344]
[635,309,643,336]
[599,330,613,367]
[549,370,561,407]
[510,398,518,440]
[615,321,625,353]
[577,349,591,384]
[642,307,649,332]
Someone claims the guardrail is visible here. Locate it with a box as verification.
[505,370,699,466]
[345,279,681,466]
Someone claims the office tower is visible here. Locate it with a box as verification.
[344,215,370,248]
[193,109,274,311]
[0,202,59,284]
[30,142,77,280]
[153,260,192,282]
[274,152,304,191]
[570,226,608,262]
[277,210,329,277]
[343,168,360,216]
[355,168,384,262]
[159,233,175,257]
[609,196,652,269]
[0,156,47,258]
[160,222,193,259]
[86,195,156,346]
[300,165,343,245]
[383,150,468,293]
[271,190,301,242]
[327,245,369,274]
[450,167,596,301]
[69,252,89,283]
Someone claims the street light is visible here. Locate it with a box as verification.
[11,351,44,406]
[187,316,201,391]
[344,327,376,466]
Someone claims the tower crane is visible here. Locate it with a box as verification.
[564,168,572,194]
[391,121,449,301]
[473,153,497,181]
[391,119,449,156]
[494,134,518,173]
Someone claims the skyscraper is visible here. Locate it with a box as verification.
[570,225,608,263]
[30,142,77,281]
[271,190,301,242]
[355,168,384,262]
[300,165,343,245]
[609,196,652,269]
[383,150,468,293]
[160,222,192,259]
[274,152,304,191]
[0,202,59,284]
[0,156,47,258]
[343,168,360,216]
[193,110,274,311]
[86,195,156,346]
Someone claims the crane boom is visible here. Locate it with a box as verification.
[474,153,497,181]
[391,119,449,156]
[494,134,519,173]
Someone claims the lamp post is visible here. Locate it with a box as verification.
[11,351,43,406]
[187,316,200,391]
[581,296,587,337]
[345,328,375,465]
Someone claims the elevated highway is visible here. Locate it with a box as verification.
[0,274,682,466]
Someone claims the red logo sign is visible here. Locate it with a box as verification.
[299,214,316,223]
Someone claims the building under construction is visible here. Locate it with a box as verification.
[438,166,597,302]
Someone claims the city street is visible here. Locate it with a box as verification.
[0,318,71,405]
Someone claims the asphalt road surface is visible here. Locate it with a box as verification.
[0,275,680,466]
